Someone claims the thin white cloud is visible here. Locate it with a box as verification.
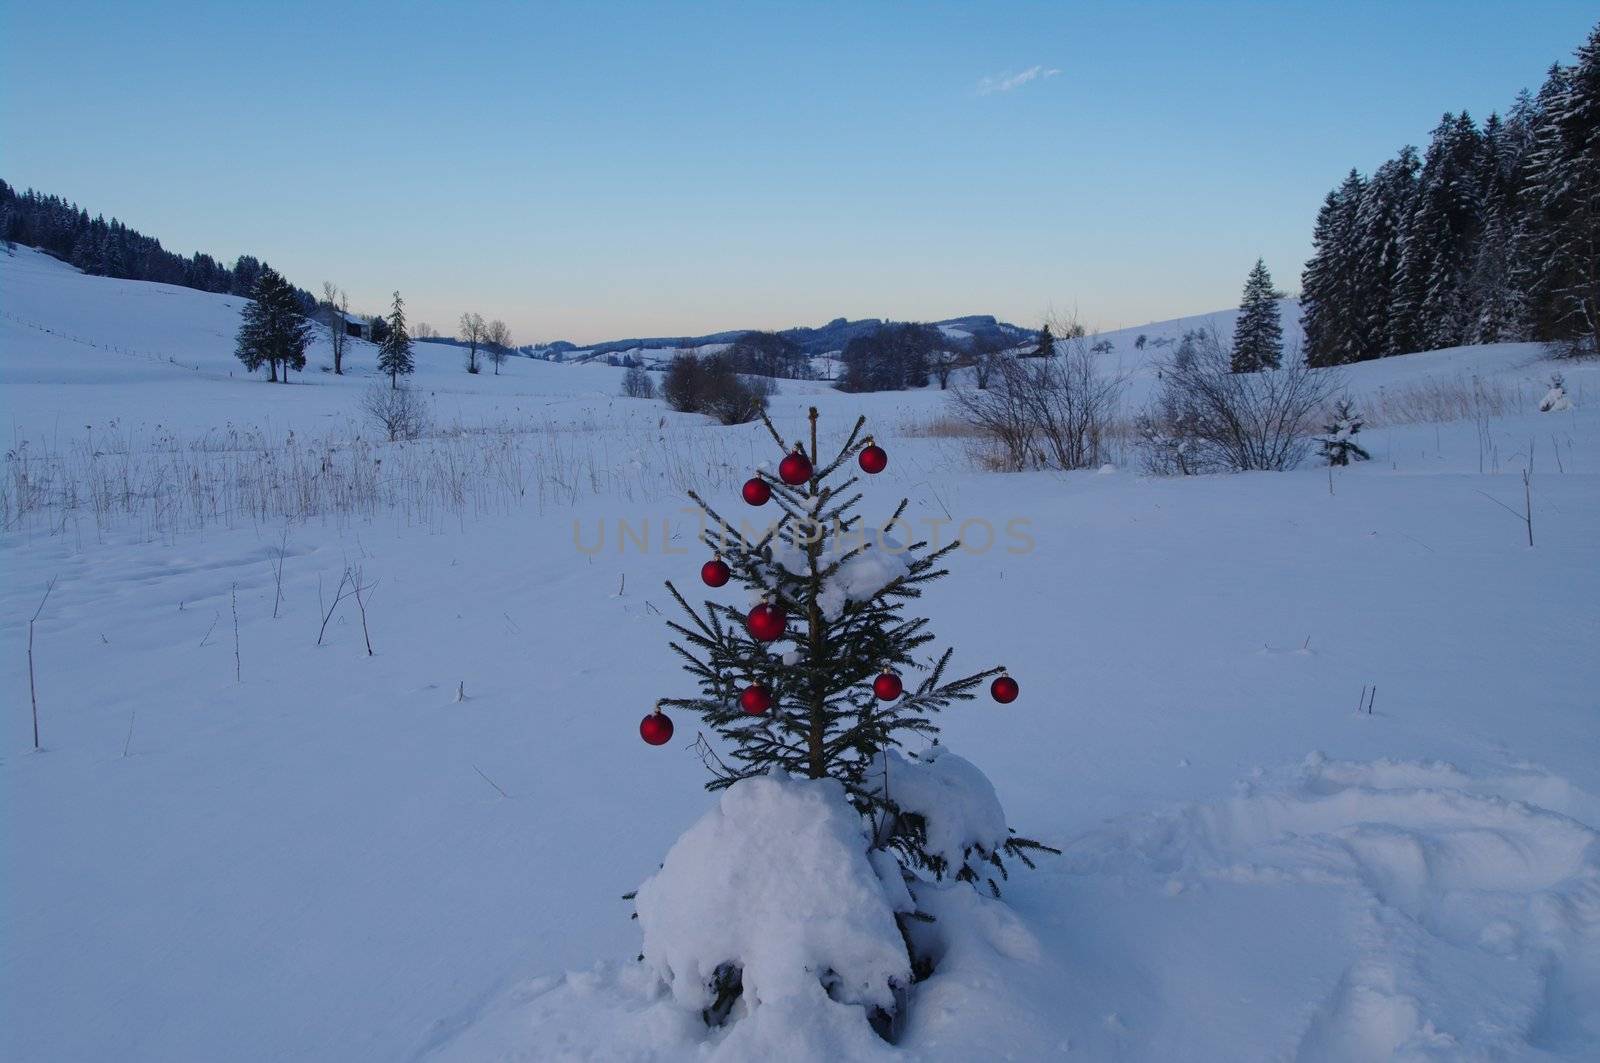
[976,65,1060,96]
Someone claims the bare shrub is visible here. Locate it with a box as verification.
[362,382,430,442]
[663,353,772,425]
[622,364,657,399]
[951,334,1123,471]
[1138,328,1338,473]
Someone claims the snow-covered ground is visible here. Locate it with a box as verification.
[3,245,1597,1060]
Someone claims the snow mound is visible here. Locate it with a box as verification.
[1540,385,1573,412]
[425,756,1600,1060]
[1061,754,1600,1059]
[634,773,911,1017]
[876,747,1009,875]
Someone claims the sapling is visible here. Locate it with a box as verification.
[352,567,376,656]
[1317,398,1371,467]
[28,576,57,750]
[316,568,356,646]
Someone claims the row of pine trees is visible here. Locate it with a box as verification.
[1301,22,1599,366]
[0,179,317,313]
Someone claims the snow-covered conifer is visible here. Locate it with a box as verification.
[1230,259,1283,373]
[376,291,415,388]
[1302,171,1365,366]
[233,266,312,384]
[1316,398,1371,466]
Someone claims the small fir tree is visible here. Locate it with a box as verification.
[1031,323,1055,359]
[234,266,312,383]
[1231,258,1284,372]
[377,291,414,388]
[656,407,1054,895]
[1317,398,1372,466]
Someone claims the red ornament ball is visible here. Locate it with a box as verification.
[872,671,904,701]
[739,683,773,715]
[701,557,731,587]
[990,675,1019,704]
[742,477,771,506]
[858,443,888,474]
[778,449,813,486]
[746,601,788,642]
[640,709,674,745]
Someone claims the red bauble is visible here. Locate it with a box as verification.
[742,477,771,506]
[746,601,788,642]
[778,449,813,486]
[872,671,903,701]
[859,443,888,474]
[701,557,731,587]
[739,684,773,715]
[990,675,1019,704]
[640,709,674,745]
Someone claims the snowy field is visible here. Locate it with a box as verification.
[3,244,1598,1060]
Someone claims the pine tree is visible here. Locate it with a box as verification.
[377,291,414,388]
[1302,170,1365,366]
[1529,26,1600,357]
[1032,323,1055,359]
[1351,147,1420,358]
[659,408,1054,891]
[1468,113,1526,343]
[1399,113,1485,352]
[1230,258,1283,372]
[1317,398,1371,466]
[234,266,312,383]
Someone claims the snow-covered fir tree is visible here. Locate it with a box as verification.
[1527,27,1600,357]
[657,408,1051,882]
[640,408,1056,1037]
[1317,398,1372,466]
[1231,258,1283,372]
[1351,146,1420,359]
[1468,113,1527,344]
[234,266,312,384]
[376,291,415,388]
[1301,170,1365,366]
[1403,112,1485,352]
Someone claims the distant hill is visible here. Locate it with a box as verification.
[541,314,1037,362]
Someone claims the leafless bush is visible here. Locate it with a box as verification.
[663,354,773,425]
[951,334,1123,471]
[1138,328,1338,474]
[622,364,657,399]
[362,381,430,442]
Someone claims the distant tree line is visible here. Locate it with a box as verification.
[0,179,317,314]
[725,331,812,378]
[1301,22,1599,364]
[837,323,943,391]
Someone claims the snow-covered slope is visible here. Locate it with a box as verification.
[3,246,1598,1061]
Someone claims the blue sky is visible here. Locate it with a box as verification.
[3,1,1594,343]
